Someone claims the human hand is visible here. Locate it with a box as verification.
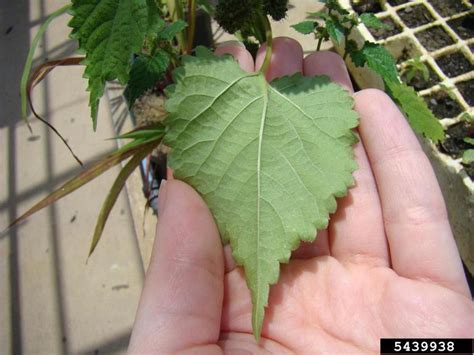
[129,38,473,354]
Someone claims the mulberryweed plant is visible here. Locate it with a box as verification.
[13,0,444,341]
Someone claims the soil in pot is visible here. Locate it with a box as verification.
[448,14,474,41]
[401,62,439,91]
[351,0,383,15]
[435,52,474,78]
[368,16,402,40]
[439,120,474,180]
[397,4,434,28]
[387,0,410,6]
[415,25,455,52]
[425,90,463,119]
[429,0,469,18]
[392,40,418,64]
[457,79,474,107]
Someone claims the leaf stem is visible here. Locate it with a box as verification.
[259,14,273,75]
[316,36,323,51]
[342,23,355,61]
[186,0,196,54]
[21,3,71,132]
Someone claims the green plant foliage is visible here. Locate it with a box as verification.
[124,52,170,107]
[291,20,316,34]
[326,19,345,44]
[320,0,349,15]
[69,0,157,129]
[402,57,429,83]
[215,0,289,35]
[462,149,474,164]
[461,112,474,123]
[353,42,399,83]
[359,13,391,30]
[197,0,216,15]
[307,11,330,20]
[164,48,358,340]
[387,81,444,142]
[157,20,188,40]
[464,137,474,145]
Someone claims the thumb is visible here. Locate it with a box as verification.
[129,180,224,353]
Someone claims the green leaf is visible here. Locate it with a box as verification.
[197,0,215,15]
[124,52,170,106]
[146,0,165,35]
[346,40,365,66]
[461,112,474,123]
[307,11,330,20]
[463,149,474,164]
[326,19,345,44]
[387,81,445,142]
[291,21,316,35]
[464,137,474,145]
[164,49,358,340]
[157,20,188,40]
[359,42,399,83]
[359,13,391,30]
[320,0,349,15]
[69,0,152,129]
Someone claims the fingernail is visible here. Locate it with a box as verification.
[157,179,168,214]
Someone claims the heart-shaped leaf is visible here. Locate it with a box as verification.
[165,48,358,340]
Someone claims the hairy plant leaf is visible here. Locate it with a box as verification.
[164,49,358,340]
[359,42,398,83]
[387,81,444,142]
[69,0,153,129]
[291,21,316,34]
[124,52,170,107]
[146,0,164,35]
[326,19,345,44]
[359,13,391,30]
[157,20,188,40]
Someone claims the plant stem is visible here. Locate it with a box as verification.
[174,0,186,53]
[186,0,196,54]
[342,23,355,61]
[316,36,323,51]
[21,3,71,131]
[259,14,273,75]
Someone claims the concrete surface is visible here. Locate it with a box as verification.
[0,1,144,354]
[0,1,329,354]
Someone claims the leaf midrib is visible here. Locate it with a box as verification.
[254,74,269,329]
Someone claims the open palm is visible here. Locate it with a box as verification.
[129,39,473,354]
